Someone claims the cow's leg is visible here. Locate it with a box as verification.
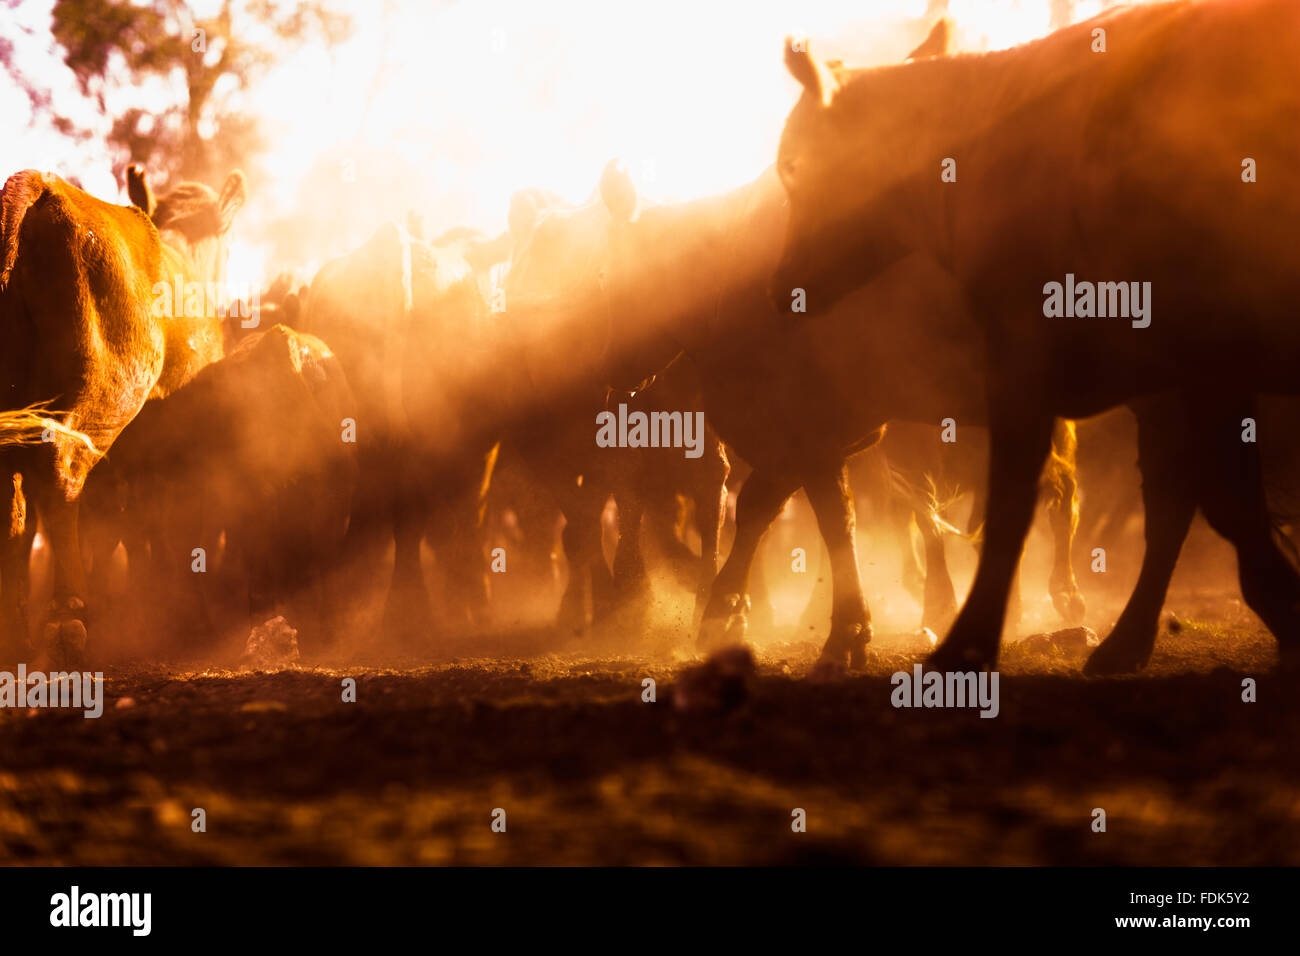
[551,476,613,634]
[964,483,1025,629]
[556,513,593,634]
[148,480,215,641]
[1045,419,1086,624]
[915,503,958,633]
[384,504,432,643]
[698,467,799,652]
[81,464,122,613]
[1085,401,1197,674]
[891,495,927,606]
[383,451,434,645]
[794,533,832,637]
[611,488,649,602]
[1193,399,1300,670]
[428,458,492,630]
[643,486,698,586]
[340,445,393,598]
[244,528,280,625]
[804,460,870,669]
[745,535,777,634]
[0,467,35,662]
[690,440,730,624]
[30,471,90,668]
[930,407,1053,671]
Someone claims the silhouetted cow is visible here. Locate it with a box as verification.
[107,324,356,647]
[302,220,506,640]
[0,165,245,664]
[774,0,1300,672]
[876,418,1083,633]
[500,185,729,632]
[543,153,1250,672]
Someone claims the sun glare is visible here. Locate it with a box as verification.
[3,0,1150,290]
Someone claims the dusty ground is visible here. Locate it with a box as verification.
[1,580,1295,867]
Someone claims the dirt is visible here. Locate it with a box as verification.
[0,590,1295,866]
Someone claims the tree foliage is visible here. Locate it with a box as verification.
[8,0,351,187]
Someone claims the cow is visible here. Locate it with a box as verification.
[222,271,307,351]
[105,324,357,648]
[542,160,980,667]
[0,165,245,664]
[545,153,1278,673]
[301,218,518,641]
[873,418,1083,633]
[83,270,306,622]
[499,185,730,633]
[773,0,1300,672]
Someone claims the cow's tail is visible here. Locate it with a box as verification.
[0,403,100,455]
[889,465,967,538]
[0,169,49,292]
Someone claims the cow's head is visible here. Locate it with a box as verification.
[501,162,696,396]
[129,165,247,284]
[594,161,688,388]
[772,21,953,315]
[499,181,618,393]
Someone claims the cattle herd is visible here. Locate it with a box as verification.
[0,0,1296,682]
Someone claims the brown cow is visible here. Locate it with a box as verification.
[0,165,245,664]
[774,0,1300,671]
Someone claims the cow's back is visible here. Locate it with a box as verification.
[1,171,166,452]
[302,223,415,448]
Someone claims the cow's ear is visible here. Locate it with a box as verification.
[784,38,837,106]
[126,164,155,217]
[599,159,636,223]
[907,17,954,60]
[217,170,247,233]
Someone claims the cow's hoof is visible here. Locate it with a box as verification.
[927,636,997,673]
[920,602,958,637]
[1052,586,1087,626]
[43,618,88,670]
[1083,626,1154,676]
[817,623,869,670]
[697,593,749,654]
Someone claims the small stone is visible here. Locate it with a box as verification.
[1018,626,1099,657]
[239,616,300,670]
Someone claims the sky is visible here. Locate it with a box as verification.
[1,0,1120,286]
